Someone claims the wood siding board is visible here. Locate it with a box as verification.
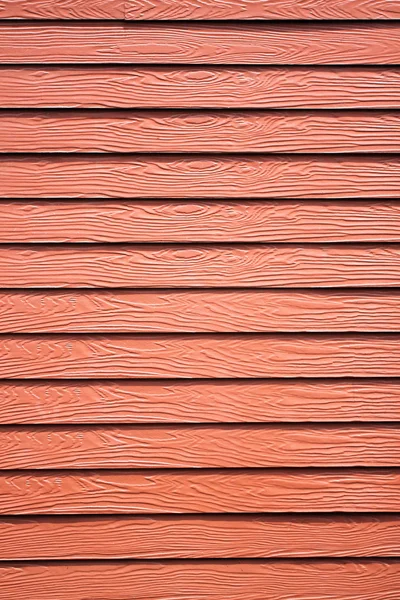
[2,245,400,288]
[2,201,400,243]
[2,334,400,379]
[1,23,400,65]
[2,156,400,199]
[1,560,400,600]
[1,469,400,513]
[2,515,400,559]
[2,4,399,591]
[0,0,125,19]
[126,0,400,20]
[3,111,400,154]
[2,0,400,20]
[1,424,400,469]
[3,289,400,333]
[2,67,400,109]
[1,378,399,424]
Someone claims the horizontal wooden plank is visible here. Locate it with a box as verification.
[2,245,400,288]
[1,23,400,65]
[1,424,399,468]
[3,111,400,154]
[2,67,400,109]
[2,561,400,600]
[0,0,124,18]
[4,290,400,333]
[2,515,400,559]
[1,469,399,513]
[3,0,400,20]
[1,334,400,379]
[128,0,400,20]
[2,156,400,199]
[1,378,399,424]
[2,201,400,243]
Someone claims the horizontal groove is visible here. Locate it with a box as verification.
[2,421,399,429]
[5,510,400,518]
[2,466,400,472]
[1,107,400,113]
[3,331,400,337]
[2,557,400,564]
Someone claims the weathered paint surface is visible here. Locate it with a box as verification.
[1,2,399,599]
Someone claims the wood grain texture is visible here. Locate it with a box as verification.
[3,67,400,109]
[4,290,400,333]
[2,201,400,243]
[1,469,399,513]
[1,378,399,424]
[1,23,400,65]
[2,245,400,288]
[3,111,400,154]
[2,0,400,20]
[0,0,124,18]
[2,560,400,600]
[128,0,400,20]
[2,156,400,199]
[2,515,400,559]
[1,424,399,468]
[2,334,400,379]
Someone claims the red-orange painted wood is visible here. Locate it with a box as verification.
[0,0,124,18]
[1,23,400,65]
[0,469,399,513]
[2,111,400,154]
[128,0,400,20]
[0,153,396,197]
[1,379,398,424]
[2,560,400,600]
[3,290,400,333]
[1,334,400,379]
[2,67,399,109]
[1,156,399,198]
[1,245,400,288]
[2,201,400,243]
[2,515,400,559]
[3,0,400,20]
[1,425,399,468]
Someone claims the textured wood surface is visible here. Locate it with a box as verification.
[2,560,400,600]
[3,0,400,20]
[2,334,400,379]
[3,111,400,154]
[1,23,400,65]
[2,379,398,424]
[128,0,400,20]
[1,424,399,468]
[4,290,400,333]
[2,156,400,198]
[2,201,400,243]
[0,0,124,18]
[2,245,400,288]
[2,515,400,559]
[1,469,399,513]
[2,67,400,109]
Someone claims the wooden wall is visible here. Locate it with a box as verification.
[0,1,400,598]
